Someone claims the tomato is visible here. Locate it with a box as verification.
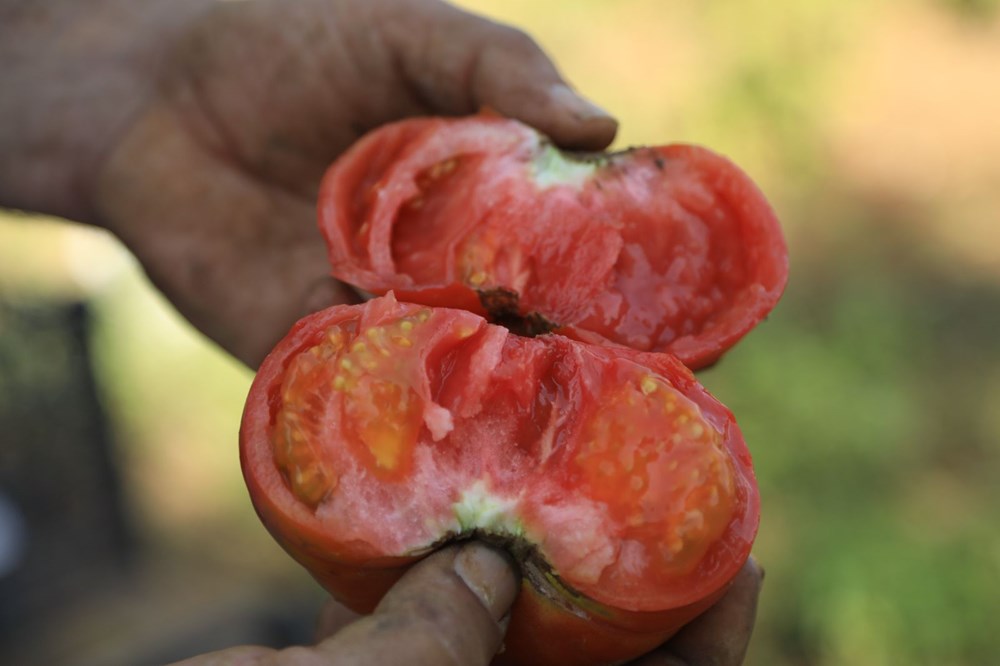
[319,113,787,369]
[241,293,758,666]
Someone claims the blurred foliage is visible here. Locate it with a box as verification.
[941,0,1000,20]
[2,0,999,664]
[701,221,1000,665]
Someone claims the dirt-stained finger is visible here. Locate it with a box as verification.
[384,0,618,151]
[314,542,518,666]
[633,556,764,666]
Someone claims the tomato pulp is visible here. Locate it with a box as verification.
[241,293,758,666]
[319,114,787,369]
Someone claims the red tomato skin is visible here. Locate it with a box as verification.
[241,298,758,666]
[495,581,727,666]
[318,114,787,369]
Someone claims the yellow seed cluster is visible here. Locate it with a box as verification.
[404,158,460,212]
[574,371,731,563]
[426,157,458,181]
[456,229,499,290]
[274,413,336,507]
[272,330,349,507]
[272,311,432,504]
[328,313,425,394]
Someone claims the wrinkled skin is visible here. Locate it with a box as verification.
[93,0,623,367]
[1,1,763,664]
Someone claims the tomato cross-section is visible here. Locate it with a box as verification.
[319,113,788,369]
[241,294,759,666]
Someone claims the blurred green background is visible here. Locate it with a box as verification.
[1,0,998,664]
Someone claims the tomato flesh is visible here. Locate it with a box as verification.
[242,295,757,622]
[569,371,736,586]
[319,114,787,368]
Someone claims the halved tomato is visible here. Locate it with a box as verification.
[241,293,758,666]
[318,114,787,369]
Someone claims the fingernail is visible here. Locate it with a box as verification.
[549,83,613,122]
[453,543,519,621]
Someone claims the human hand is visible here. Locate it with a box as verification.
[172,543,518,666]
[1,0,617,366]
[100,0,624,367]
[173,543,763,666]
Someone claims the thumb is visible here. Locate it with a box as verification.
[316,542,519,665]
[385,0,618,150]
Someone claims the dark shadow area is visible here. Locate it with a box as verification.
[0,300,133,642]
[0,300,320,665]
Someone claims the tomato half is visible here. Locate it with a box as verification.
[241,293,758,666]
[318,114,787,369]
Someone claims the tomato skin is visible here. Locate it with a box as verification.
[318,114,787,369]
[240,296,759,666]
[495,581,726,666]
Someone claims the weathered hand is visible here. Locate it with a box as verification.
[86,0,618,366]
[2,0,615,364]
[171,543,519,666]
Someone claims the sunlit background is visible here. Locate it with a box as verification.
[1,0,998,664]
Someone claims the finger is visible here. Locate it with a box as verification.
[633,557,764,666]
[314,542,518,666]
[315,599,361,641]
[384,0,617,150]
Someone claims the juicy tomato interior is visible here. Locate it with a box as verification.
[573,372,735,572]
[572,150,748,351]
[246,294,757,612]
[319,114,787,368]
